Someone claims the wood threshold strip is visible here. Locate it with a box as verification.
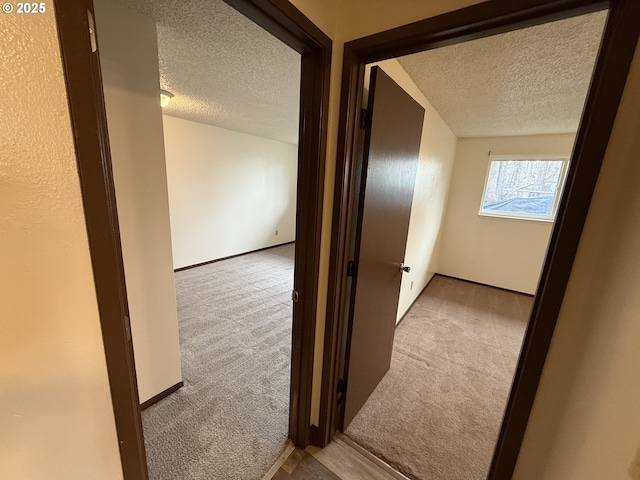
[333,433,411,480]
[261,441,296,480]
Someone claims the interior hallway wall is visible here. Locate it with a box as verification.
[439,134,575,294]
[366,60,458,323]
[162,115,298,269]
[95,0,182,403]
[0,6,123,479]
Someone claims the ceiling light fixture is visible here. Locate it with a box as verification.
[160,89,174,108]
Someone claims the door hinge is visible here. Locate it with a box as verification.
[87,10,98,53]
[360,108,371,130]
[337,379,347,394]
[291,290,299,303]
[347,260,358,278]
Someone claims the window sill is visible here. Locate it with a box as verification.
[478,212,555,223]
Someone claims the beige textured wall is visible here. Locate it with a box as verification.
[439,134,575,294]
[337,0,485,42]
[0,6,123,480]
[289,0,337,39]
[94,0,182,403]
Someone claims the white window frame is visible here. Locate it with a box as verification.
[479,154,570,222]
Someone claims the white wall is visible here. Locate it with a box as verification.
[439,134,576,294]
[95,0,182,403]
[0,7,122,480]
[367,61,458,322]
[162,116,298,269]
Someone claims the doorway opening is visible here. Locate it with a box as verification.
[54,0,330,478]
[94,0,300,479]
[92,0,302,475]
[321,1,640,480]
[339,12,606,479]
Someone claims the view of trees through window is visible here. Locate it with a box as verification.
[480,159,567,220]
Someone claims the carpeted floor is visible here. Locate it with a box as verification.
[142,243,295,480]
[345,275,533,480]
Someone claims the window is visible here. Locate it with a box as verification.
[479,154,569,221]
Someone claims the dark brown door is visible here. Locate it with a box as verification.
[342,66,425,428]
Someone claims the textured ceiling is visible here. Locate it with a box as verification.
[117,0,301,144]
[112,2,605,143]
[397,11,607,137]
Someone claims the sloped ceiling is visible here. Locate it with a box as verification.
[396,10,607,137]
[117,0,301,144]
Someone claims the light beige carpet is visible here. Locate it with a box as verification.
[345,275,533,480]
[142,244,294,480]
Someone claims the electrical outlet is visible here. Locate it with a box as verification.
[275,230,278,236]
[410,280,414,290]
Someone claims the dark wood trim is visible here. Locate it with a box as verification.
[347,0,608,65]
[53,1,147,479]
[222,0,331,449]
[224,0,330,54]
[317,48,366,448]
[309,425,322,446]
[322,1,640,478]
[55,0,330,477]
[140,382,184,410]
[174,242,295,272]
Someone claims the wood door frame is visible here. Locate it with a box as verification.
[320,2,640,480]
[53,0,330,478]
